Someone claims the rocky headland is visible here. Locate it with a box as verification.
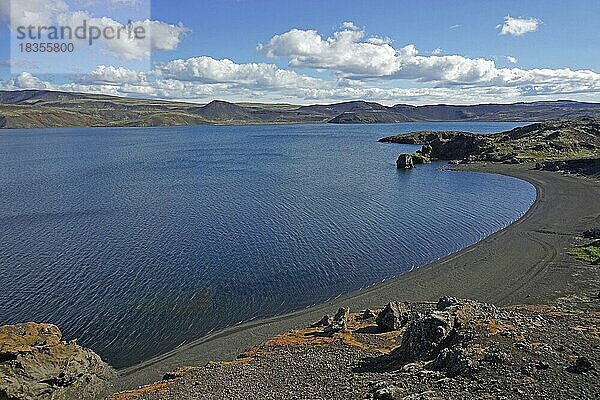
[380,120,600,171]
[0,323,114,400]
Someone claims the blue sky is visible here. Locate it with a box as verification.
[0,0,599,104]
[154,0,599,69]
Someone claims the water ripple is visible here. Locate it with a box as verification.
[0,122,535,368]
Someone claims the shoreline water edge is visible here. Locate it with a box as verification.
[106,160,600,393]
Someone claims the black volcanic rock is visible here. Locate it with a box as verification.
[376,302,410,331]
[396,154,414,169]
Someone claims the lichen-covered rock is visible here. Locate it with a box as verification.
[412,153,431,164]
[0,322,115,400]
[398,311,457,360]
[432,346,479,377]
[396,153,431,169]
[421,144,433,156]
[376,302,410,331]
[323,307,350,334]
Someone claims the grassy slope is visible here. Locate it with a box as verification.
[3,90,600,129]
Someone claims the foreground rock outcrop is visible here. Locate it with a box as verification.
[0,323,115,400]
[110,298,599,400]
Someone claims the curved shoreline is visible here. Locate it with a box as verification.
[108,162,600,393]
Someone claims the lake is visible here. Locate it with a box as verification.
[0,122,536,367]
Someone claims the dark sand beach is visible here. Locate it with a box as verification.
[107,162,600,394]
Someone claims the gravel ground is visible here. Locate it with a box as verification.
[110,299,599,400]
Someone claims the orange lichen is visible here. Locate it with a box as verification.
[107,381,173,400]
[0,322,62,354]
[479,319,516,336]
[570,325,600,340]
[265,328,335,347]
[216,346,262,365]
[470,344,485,356]
[339,331,368,349]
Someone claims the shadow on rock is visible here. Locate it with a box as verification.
[355,297,483,378]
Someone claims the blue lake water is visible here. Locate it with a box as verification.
[0,122,536,368]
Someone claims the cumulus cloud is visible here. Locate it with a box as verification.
[257,25,503,82]
[257,24,600,96]
[3,61,600,105]
[2,23,600,105]
[110,0,141,5]
[0,0,68,26]
[257,26,400,76]
[1,72,54,90]
[432,48,443,55]
[153,56,322,88]
[0,0,186,61]
[498,16,541,36]
[341,21,359,30]
[54,11,186,61]
[78,65,147,84]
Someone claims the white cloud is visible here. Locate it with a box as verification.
[258,25,400,76]
[449,24,462,30]
[2,23,600,105]
[341,21,359,30]
[56,12,186,61]
[146,20,187,51]
[506,56,518,64]
[153,56,322,89]
[0,0,186,61]
[257,24,600,96]
[432,48,443,55]
[498,16,541,36]
[0,0,68,26]
[1,72,54,90]
[3,63,600,105]
[78,65,147,84]
[110,0,141,5]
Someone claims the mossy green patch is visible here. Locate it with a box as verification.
[568,244,600,265]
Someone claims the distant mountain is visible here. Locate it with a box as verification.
[297,100,389,116]
[1,90,600,129]
[193,100,254,121]
[391,101,600,122]
[329,110,411,124]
